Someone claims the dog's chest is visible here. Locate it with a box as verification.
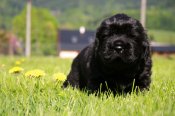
[101,74,135,90]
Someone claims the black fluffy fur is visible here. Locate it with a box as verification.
[63,14,152,94]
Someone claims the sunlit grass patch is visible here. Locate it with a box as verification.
[0,56,175,115]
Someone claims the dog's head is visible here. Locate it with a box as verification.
[95,14,150,70]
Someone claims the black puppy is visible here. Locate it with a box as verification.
[63,14,152,94]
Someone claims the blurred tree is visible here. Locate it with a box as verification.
[0,30,9,54]
[12,7,58,55]
[1,0,175,31]
[147,8,175,30]
[0,30,22,55]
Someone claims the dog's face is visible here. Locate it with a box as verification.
[95,14,149,70]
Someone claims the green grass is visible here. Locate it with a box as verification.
[148,30,175,44]
[0,56,175,116]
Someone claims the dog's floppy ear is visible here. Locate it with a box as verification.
[142,34,151,60]
[94,24,106,57]
[94,27,100,57]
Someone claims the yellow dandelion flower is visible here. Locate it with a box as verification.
[53,72,66,82]
[25,69,45,78]
[15,61,21,65]
[9,66,24,74]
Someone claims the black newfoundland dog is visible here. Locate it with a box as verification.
[63,14,152,94]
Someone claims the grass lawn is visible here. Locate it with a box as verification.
[0,55,175,115]
[148,30,175,44]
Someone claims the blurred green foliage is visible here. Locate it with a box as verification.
[0,0,175,55]
[0,0,175,31]
[147,8,175,31]
[12,7,58,55]
[148,30,175,44]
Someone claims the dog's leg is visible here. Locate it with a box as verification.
[62,58,80,88]
[86,77,107,95]
[136,58,152,91]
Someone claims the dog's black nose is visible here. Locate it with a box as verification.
[114,42,124,53]
[116,45,123,50]
[115,46,123,53]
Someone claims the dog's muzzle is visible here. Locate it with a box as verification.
[103,41,125,62]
